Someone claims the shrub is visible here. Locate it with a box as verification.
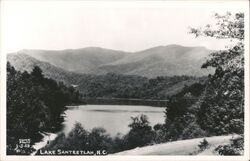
[181,122,207,140]
[215,136,244,155]
[153,124,168,143]
[198,138,209,151]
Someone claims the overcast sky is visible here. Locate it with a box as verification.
[1,1,248,53]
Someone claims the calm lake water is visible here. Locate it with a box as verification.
[62,105,165,136]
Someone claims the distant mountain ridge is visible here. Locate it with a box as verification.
[8,44,214,78]
[7,53,84,85]
[15,47,128,74]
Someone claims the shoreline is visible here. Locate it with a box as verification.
[81,98,169,107]
[31,132,58,156]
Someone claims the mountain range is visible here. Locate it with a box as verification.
[8,44,214,78]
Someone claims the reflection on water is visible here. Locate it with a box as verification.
[63,105,165,136]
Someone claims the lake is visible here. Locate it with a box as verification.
[62,105,166,136]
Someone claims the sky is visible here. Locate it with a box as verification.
[1,1,248,53]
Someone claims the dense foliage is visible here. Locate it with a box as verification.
[37,123,114,154]
[215,135,243,155]
[191,12,244,135]
[38,114,156,155]
[78,73,204,100]
[7,62,82,155]
[163,82,207,141]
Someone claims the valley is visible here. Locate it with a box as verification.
[7,44,211,101]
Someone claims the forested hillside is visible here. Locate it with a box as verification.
[7,62,82,155]
[78,73,205,100]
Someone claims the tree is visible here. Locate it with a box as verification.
[31,66,44,81]
[163,81,206,141]
[124,114,155,149]
[65,122,89,150]
[7,63,82,155]
[190,12,244,135]
[88,127,113,152]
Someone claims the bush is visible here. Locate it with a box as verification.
[215,136,244,155]
[198,138,209,151]
[181,122,207,140]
